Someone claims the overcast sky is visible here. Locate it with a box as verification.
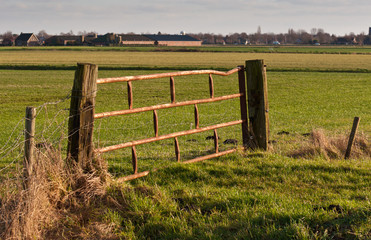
[1,0,370,36]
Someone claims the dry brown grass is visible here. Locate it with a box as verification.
[0,144,122,240]
[1,129,369,239]
[289,129,371,159]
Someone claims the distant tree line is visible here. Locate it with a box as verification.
[188,28,371,45]
[1,28,371,46]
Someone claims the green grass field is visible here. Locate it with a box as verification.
[2,48,371,72]
[2,45,371,54]
[0,46,370,239]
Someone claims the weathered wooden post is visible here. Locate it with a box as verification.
[245,60,269,150]
[24,106,36,189]
[345,117,360,159]
[67,63,98,170]
[237,65,250,148]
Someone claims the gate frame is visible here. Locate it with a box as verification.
[67,60,268,180]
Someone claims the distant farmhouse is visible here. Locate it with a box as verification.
[91,33,122,46]
[45,34,98,46]
[0,36,16,46]
[45,35,85,46]
[120,34,155,45]
[119,34,202,46]
[143,34,202,46]
[15,33,39,46]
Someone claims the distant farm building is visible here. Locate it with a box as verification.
[45,34,99,46]
[334,37,357,45]
[15,33,39,46]
[144,34,202,46]
[42,33,201,47]
[45,35,84,46]
[120,35,155,45]
[0,36,15,46]
[119,34,201,46]
[91,33,122,46]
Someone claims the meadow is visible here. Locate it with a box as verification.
[0,46,370,239]
[3,49,371,72]
[3,45,371,54]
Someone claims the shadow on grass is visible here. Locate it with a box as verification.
[136,204,370,239]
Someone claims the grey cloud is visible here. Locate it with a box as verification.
[1,0,370,35]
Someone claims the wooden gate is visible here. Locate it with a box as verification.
[67,60,268,181]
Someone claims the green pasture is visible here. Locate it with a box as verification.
[2,45,371,54]
[2,49,371,72]
[0,47,370,239]
[1,49,370,169]
[1,69,370,171]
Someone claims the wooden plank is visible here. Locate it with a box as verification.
[194,104,199,129]
[116,170,151,182]
[96,120,244,153]
[67,63,98,169]
[174,137,180,162]
[245,60,269,150]
[116,148,237,182]
[132,146,138,174]
[345,117,360,159]
[24,106,36,189]
[153,110,159,137]
[95,93,242,119]
[170,76,175,103]
[214,129,219,153]
[237,65,250,148]
[209,74,214,98]
[127,81,133,109]
[182,149,237,164]
[97,68,240,84]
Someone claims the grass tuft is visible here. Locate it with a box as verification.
[289,129,371,159]
[0,143,116,239]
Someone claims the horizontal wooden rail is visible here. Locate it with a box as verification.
[182,149,237,164]
[95,93,242,119]
[96,68,240,84]
[116,170,151,183]
[95,120,244,153]
[115,148,237,182]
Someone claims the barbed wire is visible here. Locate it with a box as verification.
[0,75,243,176]
[0,91,72,173]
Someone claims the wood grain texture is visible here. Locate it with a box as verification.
[174,137,180,162]
[345,117,360,159]
[170,76,176,103]
[246,60,269,150]
[24,106,36,188]
[96,120,244,153]
[67,63,98,169]
[237,65,250,148]
[132,146,138,174]
[127,81,133,109]
[194,104,199,129]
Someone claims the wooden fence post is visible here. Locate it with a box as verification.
[237,65,250,148]
[245,60,269,150]
[67,63,98,170]
[24,106,36,189]
[345,117,360,159]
